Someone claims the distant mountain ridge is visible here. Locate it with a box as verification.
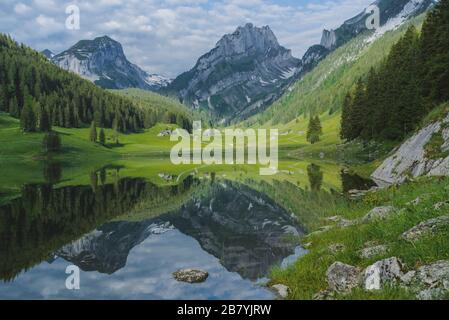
[319,0,436,50]
[164,23,302,123]
[247,5,432,125]
[164,0,435,123]
[48,36,171,91]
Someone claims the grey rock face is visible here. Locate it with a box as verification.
[173,269,209,283]
[362,206,396,223]
[166,23,302,122]
[402,261,449,300]
[401,215,449,242]
[271,284,290,298]
[326,262,362,293]
[320,30,337,50]
[328,0,435,49]
[41,49,54,59]
[52,36,170,90]
[363,257,403,290]
[372,114,449,186]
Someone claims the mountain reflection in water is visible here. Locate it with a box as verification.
[0,175,306,299]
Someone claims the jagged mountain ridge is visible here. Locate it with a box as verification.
[165,1,435,123]
[50,36,171,91]
[165,23,304,123]
[41,49,55,59]
[320,0,436,50]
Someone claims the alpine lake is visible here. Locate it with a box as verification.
[0,157,375,299]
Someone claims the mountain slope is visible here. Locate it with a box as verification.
[246,13,428,126]
[51,36,170,91]
[0,34,146,132]
[164,23,302,123]
[111,88,202,127]
[321,0,436,50]
[165,1,435,123]
[41,49,54,59]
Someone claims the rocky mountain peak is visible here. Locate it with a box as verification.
[41,49,55,59]
[320,29,337,50]
[51,36,170,90]
[216,23,281,57]
[165,23,300,122]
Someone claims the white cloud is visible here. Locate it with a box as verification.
[14,3,32,14]
[0,0,373,77]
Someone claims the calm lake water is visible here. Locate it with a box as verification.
[0,162,373,299]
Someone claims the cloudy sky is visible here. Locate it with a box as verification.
[0,0,373,77]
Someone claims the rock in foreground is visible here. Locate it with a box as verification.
[402,261,449,300]
[401,215,449,242]
[326,262,361,293]
[363,257,403,291]
[271,284,290,298]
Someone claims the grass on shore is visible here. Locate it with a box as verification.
[271,176,449,300]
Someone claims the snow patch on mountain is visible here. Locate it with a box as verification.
[366,0,435,43]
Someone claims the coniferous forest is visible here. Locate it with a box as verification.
[341,0,449,142]
[0,35,192,133]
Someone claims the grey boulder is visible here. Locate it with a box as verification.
[173,269,209,283]
[326,262,361,293]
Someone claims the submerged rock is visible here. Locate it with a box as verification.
[271,284,290,298]
[326,262,361,293]
[401,215,449,242]
[363,257,403,291]
[173,269,209,283]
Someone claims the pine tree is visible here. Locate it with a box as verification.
[20,98,36,132]
[99,128,106,145]
[307,116,322,144]
[90,121,97,142]
[340,93,353,140]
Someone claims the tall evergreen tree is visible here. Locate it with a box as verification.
[307,116,322,144]
[90,121,97,142]
[99,128,106,145]
[20,97,36,132]
[341,93,353,140]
